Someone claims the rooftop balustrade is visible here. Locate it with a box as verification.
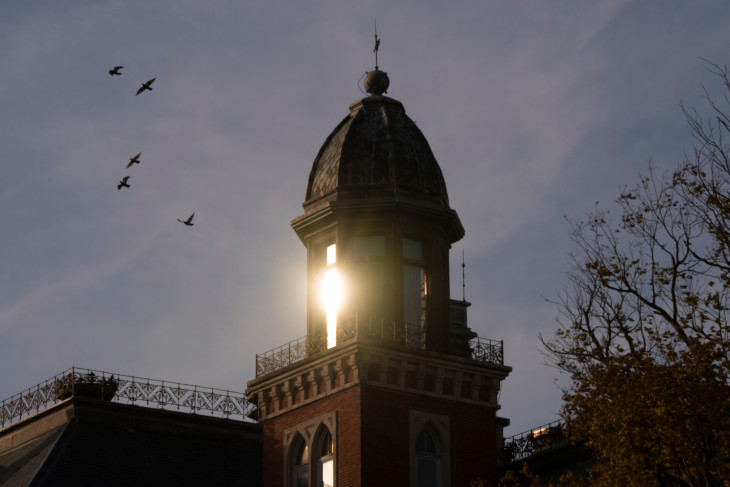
[255,315,504,377]
[500,420,566,465]
[0,367,255,430]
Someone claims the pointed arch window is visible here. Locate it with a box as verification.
[292,436,309,487]
[415,427,441,487]
[317,429,334,487]
[286,413,337,487]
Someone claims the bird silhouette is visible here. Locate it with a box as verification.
[125,152,142,169]
[117,176,130,190]
[177,213,195,226]
[109,66,123,76]
[136,78,156,95]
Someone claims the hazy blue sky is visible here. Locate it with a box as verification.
[2,1,730,434]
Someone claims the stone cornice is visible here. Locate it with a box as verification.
[247,341,510,421]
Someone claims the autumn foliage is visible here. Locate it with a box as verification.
[541,61,730,486]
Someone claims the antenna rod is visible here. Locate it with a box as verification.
[462,249,466,301]
[373,20,380,69]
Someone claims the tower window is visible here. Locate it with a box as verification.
[403,239,426,348]
[410,412,449,487]
[318,430,334,487]
[415,428,440,487]
[320,244,342,349]
[285,413,337,487]
[352,235,386,325]
[292,436,309,487]
[403,238,423,260]
[353,235,385,258]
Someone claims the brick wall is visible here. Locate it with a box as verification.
[360,386,497,486]
[262,387,362,487]
[261,382,498,487]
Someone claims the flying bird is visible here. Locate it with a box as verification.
[117,176,130,190]
[125,152,142,169]
[136,77,156,95]
[109,66,123,76]
[177,213,195,226]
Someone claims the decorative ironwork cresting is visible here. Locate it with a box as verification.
[0,367,255,430]
[500,420,566,465]
[255,315,504,377]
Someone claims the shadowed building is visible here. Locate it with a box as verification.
[0,369,262,486]
[246,68,510,487]
[499,421,593,485]
[1,65,511,487]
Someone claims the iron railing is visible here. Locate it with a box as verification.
[500,420,565,465]
[471,336,504,365]
[255,315,504,377]
[0,367,256,430]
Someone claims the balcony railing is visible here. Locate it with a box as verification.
[0,367,256,430]
[471,336,504,364]
[255,315,504,377]
[500,420,566,465]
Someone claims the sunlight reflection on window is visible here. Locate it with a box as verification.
[321,244,342,349]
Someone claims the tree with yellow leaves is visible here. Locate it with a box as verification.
[542,60,730,487]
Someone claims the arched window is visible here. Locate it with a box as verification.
[415,427,440,487]
[285,413,337,487]
[292,436,309,487]
[317,430,334,487]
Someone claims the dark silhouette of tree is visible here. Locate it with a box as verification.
[541,60,730,487]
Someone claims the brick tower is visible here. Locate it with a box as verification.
[246,68,510,487]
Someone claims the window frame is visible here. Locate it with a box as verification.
[284,411,337,487]
[409,411,450,487]
[309,235,337,338]
[349,233,388,326]
[402,237,428,349]
[415,427,440,487]
[315,427,334,487]
[291,435,310,487]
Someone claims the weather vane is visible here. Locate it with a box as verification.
[361,20,389,96]
[373,20,380,69]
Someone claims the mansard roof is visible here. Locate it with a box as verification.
[0,398,262,486]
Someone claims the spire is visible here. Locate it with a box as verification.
[364,21,389,96]
[373,20,380,70]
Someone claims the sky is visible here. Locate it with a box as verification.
[2,0,730,435]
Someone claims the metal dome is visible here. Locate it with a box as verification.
[304,94,451,211]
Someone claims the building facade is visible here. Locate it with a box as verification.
[0,66,511,487]
[246,68,511,487]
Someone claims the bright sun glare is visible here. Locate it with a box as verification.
[321,269,344,349]
[321,269,343,309]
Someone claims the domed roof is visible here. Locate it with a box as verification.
[304,90,451,211]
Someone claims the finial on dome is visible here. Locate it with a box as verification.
[364,69,389,96]
[364,21,389,96]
